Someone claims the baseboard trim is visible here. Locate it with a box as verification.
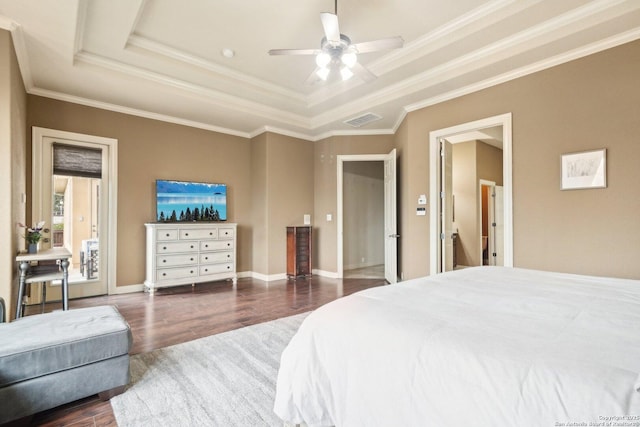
[111,284,144,295]
[110,270,341,293]
[312,269,339,279]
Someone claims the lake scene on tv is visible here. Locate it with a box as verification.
[156,180,227,222]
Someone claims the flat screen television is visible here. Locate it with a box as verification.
[156,179,227,222]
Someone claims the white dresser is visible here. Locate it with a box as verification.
[144,222,237,292]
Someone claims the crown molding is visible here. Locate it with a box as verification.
[73,0,88,56]
[1,19,34,90]
[249,126,316,142]
[126,34,307,104]
[404,26,640,114]
[310,1,640,130]
[28,87,253,138]
[74,51,311,128]
[306,0,521,108]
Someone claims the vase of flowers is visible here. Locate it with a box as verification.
[20,221,45,254]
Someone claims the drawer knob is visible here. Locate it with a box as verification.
[185,233,189,236]
[163,246,167,250]
[204,269,208,272]
[227,266,230,269]
[190,258,194,261]
[205,257,208,260]
[205,245,209,248]
[190,270,194,274]
[166,233,170,237]
[162,260,166,263]
[190,245,194,249]
[227,243,230,247]
[227,254,230,258]
[209,232,213,235]
[162,273,166,276]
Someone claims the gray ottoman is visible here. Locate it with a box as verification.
[0,305,132,424]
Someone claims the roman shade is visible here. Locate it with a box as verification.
[53,143,102,178]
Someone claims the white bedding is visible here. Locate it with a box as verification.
[274,267,640,427]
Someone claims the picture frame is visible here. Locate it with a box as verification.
[560,149,607,190]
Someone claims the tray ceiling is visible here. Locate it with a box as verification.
[1,0,639,140]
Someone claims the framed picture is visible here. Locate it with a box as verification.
[561,149,607,190]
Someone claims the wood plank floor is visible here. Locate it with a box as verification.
[20,276,386,426]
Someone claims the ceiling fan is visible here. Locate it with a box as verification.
[268,0,403,84]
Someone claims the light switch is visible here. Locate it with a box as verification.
[326,214,332,222]
[418,194,427,205]
[303,214,311,225]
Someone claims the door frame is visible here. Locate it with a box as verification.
[32,127,119,295]
[429,113,513,274]
[337,152,396,281]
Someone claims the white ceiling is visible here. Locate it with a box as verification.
[1,0,639,141]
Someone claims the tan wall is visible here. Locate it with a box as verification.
[250,133,268,275]
[27,96,253,286]
[400,39,640,279]
[343,161,384,269]
[0,30,27,320]
[313,135,395,273]
[265,133,314,275]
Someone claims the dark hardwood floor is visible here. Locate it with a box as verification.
[19,276,386,426]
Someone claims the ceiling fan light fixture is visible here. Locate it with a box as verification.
[315,52,331,68]
[341,52,357,68]
[340,66,354,81]
[316,67,330,81]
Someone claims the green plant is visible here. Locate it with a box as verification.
[19,221,45,244]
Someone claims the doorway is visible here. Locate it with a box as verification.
[32,127,118,301]
[337,149,397,283]
[429,114,513,274]
[342,161,385,279]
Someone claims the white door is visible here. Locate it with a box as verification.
[440,140,454,272]
[384,149,398,283]
[493,186,505,266]
[487,184,505,266]
[33,136,110,299]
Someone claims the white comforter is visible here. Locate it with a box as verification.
[274,267,640,427]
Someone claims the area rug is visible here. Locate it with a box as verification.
[111,313,309,426]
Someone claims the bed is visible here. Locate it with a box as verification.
[274,267,640,426]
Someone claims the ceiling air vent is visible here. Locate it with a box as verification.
[344,112,382,128]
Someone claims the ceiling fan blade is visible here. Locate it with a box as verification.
[320,12,341,43]
[352,36,404,54]
[268,48,321,56]
[352,62,377,83]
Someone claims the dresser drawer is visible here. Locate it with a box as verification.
[157,241,199,253]
[157,266,198,281]
[179,228,218,240]
[218,228,235,239]
[199,263,233,276]
[145,222,237,291]
[200,251,233,264]
[200,240,234,251]
[158,253,198,267]
[157,229,178,241]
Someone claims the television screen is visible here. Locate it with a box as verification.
[156,180,227,222]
